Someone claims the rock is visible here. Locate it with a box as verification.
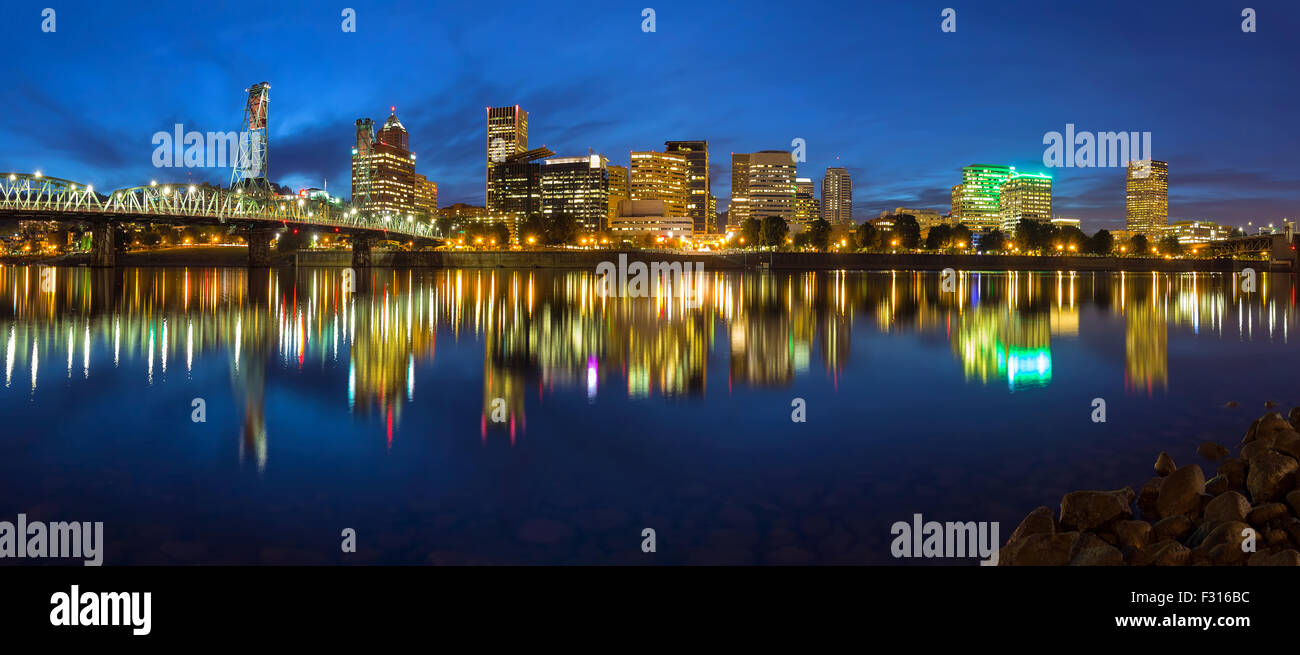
[1246,453,1299,503]
[1241,440,1276,463]
[1199,521,1253,564]
[1265,400,1278,408]
[1156,465,1205,519]
[1008,506,1056,542]
[1274,431,1300,460]
[1267,529,1290,547]
[1255,413,1293,442]
[517,518,576,545]
[1154,452,1176,476]
[1287,490,1300,517]
[1114,520,1153,552]
[1219,458,1247,489]
[1000,532,1080,566]
[1132,539,1189,566]
[1289,407,1300,429]
[1060,488,1134,531]
[1153,515,1194,541]
[1242,418,1260,444]
[1280,518,1300,546]
[1247,503,1288,525]
[1246,549,1300,566]
[1137,477,1164,520]
[1225,401,1239,408]
[1068,533,1124,566]
[1203,491,1251,524]
[1205,475,1231,496]
[1197,442,1230,462]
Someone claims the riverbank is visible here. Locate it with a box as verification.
[1000,409,1300,566]
[1,247,1275,273]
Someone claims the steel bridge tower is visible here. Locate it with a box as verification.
[231,82,271,194]
[352,118,375,217]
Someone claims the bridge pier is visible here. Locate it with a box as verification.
[248,227,276,267]
[352,235,374,268]
[90,225,115,267]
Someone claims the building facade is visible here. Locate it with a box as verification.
[352,112,417,218]
[998,171,1053,234]
[630,151,689,218]
[821,166,852,225]
[957,164,1012,233]
[793,178,821,227]
[664,140,711,235]
[540,154,611,233]
[486,106,529,207]
[1126,159,1169,237]
[607,164,629,229]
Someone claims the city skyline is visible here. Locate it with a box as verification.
[3,0,1298,232]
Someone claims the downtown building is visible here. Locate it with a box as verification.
[487,147,553,237]
[954,164,1012,233]
[413,174,438,221]
[821,167,852,225]
[730,151,797,226]
[630,151,689,218]
[540,154,611,233]
[352,112,418,219]
[607,164,629,229]
[486,105,529,209]
[664,140,712,234]
[998,170,1053,234]
[793,178,821,227]
[1126,159,1169,238]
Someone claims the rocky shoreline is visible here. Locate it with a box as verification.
[1000,409,1300,566]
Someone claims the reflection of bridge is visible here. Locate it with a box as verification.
[0,172,439,267]
[1209,232,1298,269]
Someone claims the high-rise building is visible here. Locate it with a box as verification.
[821,167,852,225]
[486,106,529,206]
[958,164,1013,233]
[352,112,416,218]
[730,151,797,226]
[630,151,689,217]
[664,140,711,234]
[998,171,1053,234]
[950,184,964,221]
[793,178,821,226]
[541,154,610,233]
[412,173,438,221]
[1126,159,1169,238]
[487,147,553,237]
[607,164,629,228]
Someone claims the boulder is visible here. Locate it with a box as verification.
[1203,490,1251,524]
[1113,520,1153,552]
[1247,503,1288,525]
[1156,465,1205,519]
[1068,533,1124,566]
[999,532,1080,566]
[1137,477,1164,520]
[1132,539,1189,566]
[1007,506,1056,543]
[1219,458,1247,489]
[1154,452,1176,476]
[1060,488,1134,532]
[1289,407,1300,430]
[1153,515,1194,541]
[1246,453,1299,503]
[1246,549,1300,566]
[1274,431,1300,460]
[1287,490,1300,517]
[1205,475,1230,496]
[1197,442,1230,462]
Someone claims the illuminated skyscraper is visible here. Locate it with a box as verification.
[664,140,711,234]
[731,151,797,225]
[352,111,416,218]
[630,151,689,217]
[958,164,1012,233]
[487,106,529,206]
[413,173,438,222]
[607,164,629,228]
[951,184,964,221]
[541,154,610,232]
[821,166,852,225]
[1126,159,1169,238]
[793,178,820,226]
[999,171,1053,234]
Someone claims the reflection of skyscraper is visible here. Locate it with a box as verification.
[951,307,1052,390]
[1125,302,1168,393]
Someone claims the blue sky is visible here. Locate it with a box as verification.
[2,0,1298,231]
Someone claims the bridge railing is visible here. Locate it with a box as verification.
[0,173,436,240]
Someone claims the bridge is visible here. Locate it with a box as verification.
[1208,231,1299,270]
[0,172,440,267]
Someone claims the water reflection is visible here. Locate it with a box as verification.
[1,266,1295,460]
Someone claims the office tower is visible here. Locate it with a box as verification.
[957,164,1013,233]
[412,173,438,221]
[487,147,554,238]
[607,164,629,228]
[486,106,529,206]
[951,184,964,222]
[541,154,611,233]
[793,178,821,226]
[1126,159,1169,238]
[630,151,689,217]
[609,199,694,240]
[664,140,711,234]
[351,111,416,218]
[730,151,797,226]
[707,194,718,232]
[821,166,852,225]
[998,170,1053,234]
